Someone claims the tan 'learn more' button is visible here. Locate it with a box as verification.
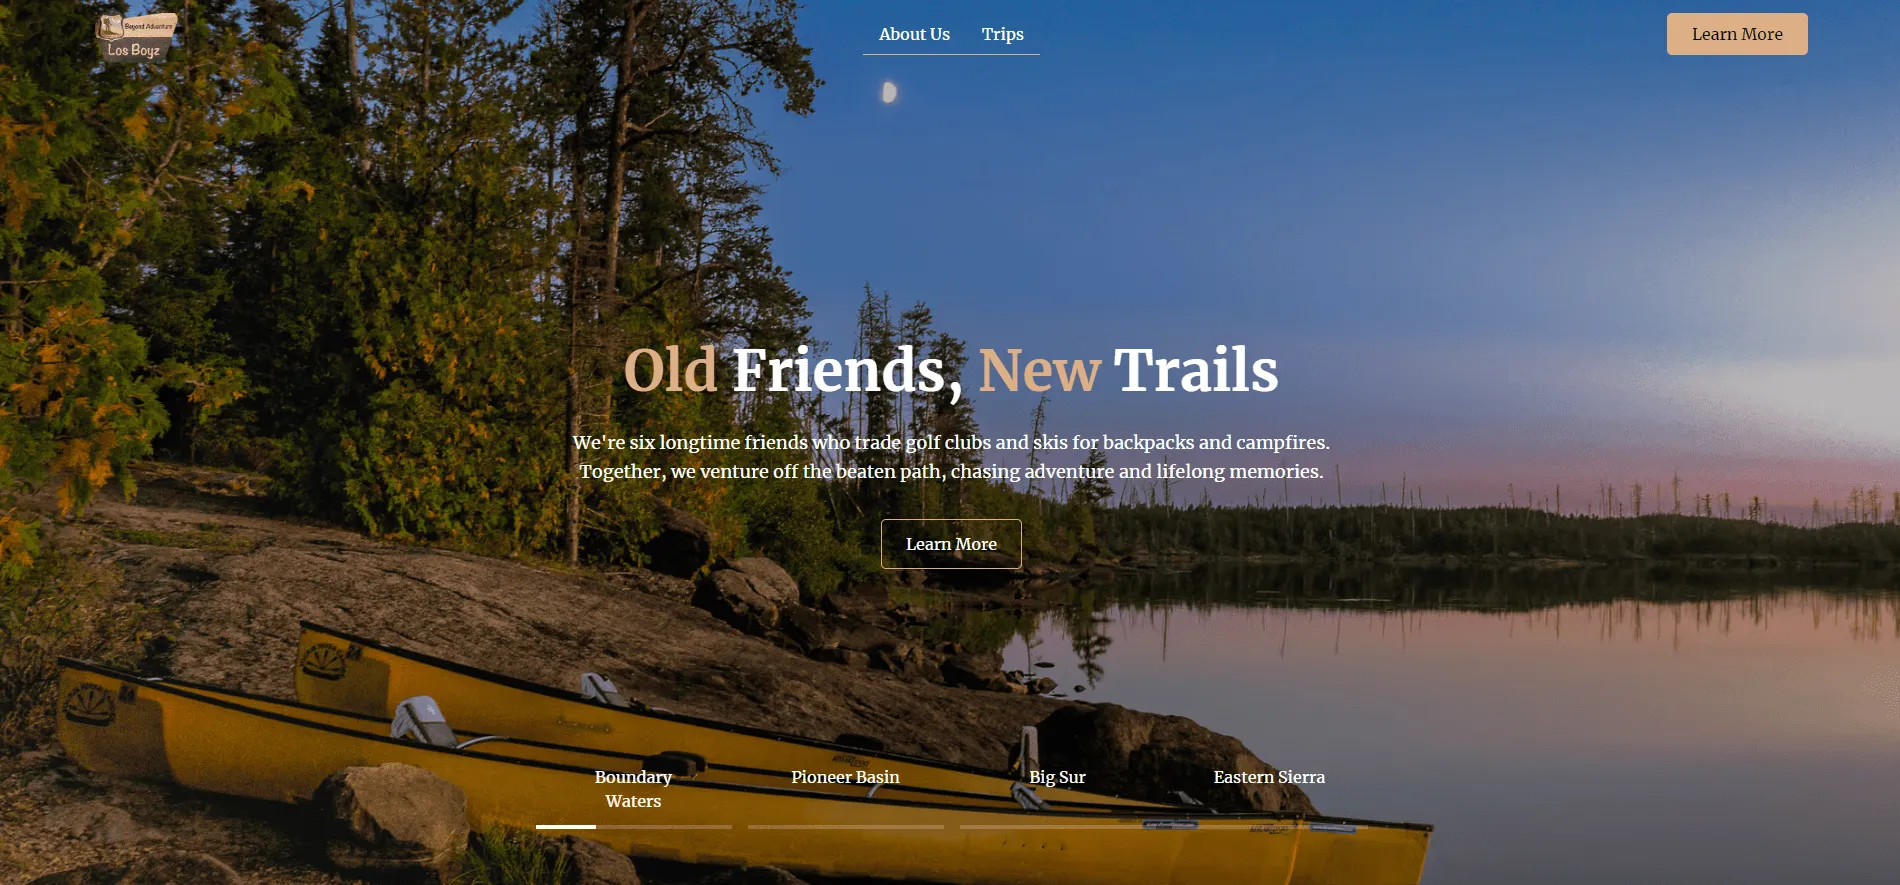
[1668,13,1808,55]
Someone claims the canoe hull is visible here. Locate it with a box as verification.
[294,624,1158,809]
[60,663,1315,885]
[1289,823,1431,885]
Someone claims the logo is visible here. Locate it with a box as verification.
[97,13,177,64]
[299,643,347,680]
[63,683,117,726]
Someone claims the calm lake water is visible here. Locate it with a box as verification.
[1003,566,1900,885]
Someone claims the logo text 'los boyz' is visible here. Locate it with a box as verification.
[97,13,178,63]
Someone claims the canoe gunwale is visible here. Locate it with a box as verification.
[60,657,1431,831]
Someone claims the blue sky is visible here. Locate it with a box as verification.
[746,2,1900,509]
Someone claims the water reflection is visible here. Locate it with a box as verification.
[1092,560,1900,614]
[1001,566,1900,885]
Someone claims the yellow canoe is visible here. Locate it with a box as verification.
[292,623,1431,884]
[58,659,1380,885]
[295,621,1157,809]
[77,666,1142,815]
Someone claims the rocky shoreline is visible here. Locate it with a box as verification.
[642,502,1179,701]
[2,470,1311,884]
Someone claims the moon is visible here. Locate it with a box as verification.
[881,81,898,104]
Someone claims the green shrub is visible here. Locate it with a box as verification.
[454,825,572,885]
[0,551,147,754]
[733,477,862,597]
[104,525,259,554]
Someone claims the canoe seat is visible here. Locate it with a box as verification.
[645,750,707,778]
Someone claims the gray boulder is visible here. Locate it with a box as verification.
[940,652,1010,692]
[831,618,904,656]
[722,557,799,606]
[642,505,712,578]
[561,835,642,885]
[776,605,835,650]
[1034,703,1317,813]
[691,557,805,635]
[314,762,469,874]
[692,569,780,635]
[865,644,939,682]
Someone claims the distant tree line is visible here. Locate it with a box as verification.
[1083,502,1900,566]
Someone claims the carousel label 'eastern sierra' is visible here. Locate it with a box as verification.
[1215,770,1327,784]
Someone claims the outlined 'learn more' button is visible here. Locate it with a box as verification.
[880,519,1023,570]
[1668,13,1808,55]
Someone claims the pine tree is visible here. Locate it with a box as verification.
[1074,448,1114,506]
[925,331,978,518]
[311,0,564,545]
[541,0,819,564]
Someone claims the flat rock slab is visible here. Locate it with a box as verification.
[27,851,243,885]
[40,802,162,844]
[89,493,1070,771]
